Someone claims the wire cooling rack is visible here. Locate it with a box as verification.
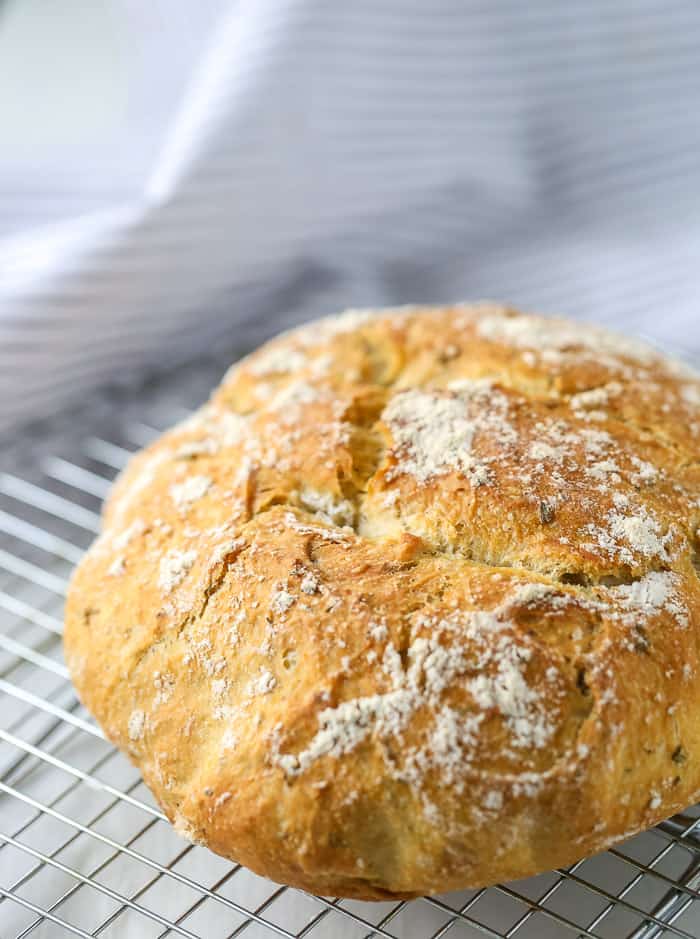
[2,353,700,939]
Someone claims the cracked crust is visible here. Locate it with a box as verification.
[65,303,700,898]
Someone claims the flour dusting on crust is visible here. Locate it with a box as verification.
[383,382,515,487]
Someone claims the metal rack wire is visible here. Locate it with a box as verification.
[2,355,700,938]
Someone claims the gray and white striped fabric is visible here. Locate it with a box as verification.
[1,0,699,432]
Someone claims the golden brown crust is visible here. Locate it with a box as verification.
[64,303,700,898]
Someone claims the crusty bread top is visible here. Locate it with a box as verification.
[65,304,700,896]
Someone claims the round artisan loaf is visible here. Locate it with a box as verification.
[65,303,700,899]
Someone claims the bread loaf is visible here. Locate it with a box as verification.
[65,304,700,898]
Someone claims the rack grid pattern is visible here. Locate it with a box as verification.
[2,356,700,939]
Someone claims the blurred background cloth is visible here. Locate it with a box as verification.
[1,0,699,433]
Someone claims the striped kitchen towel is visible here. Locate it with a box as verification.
[1,0,699,431]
